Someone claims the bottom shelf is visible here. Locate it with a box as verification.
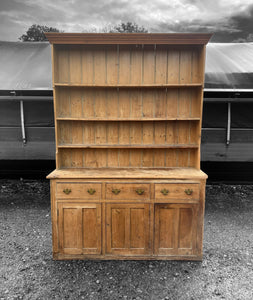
[47,167,207,180]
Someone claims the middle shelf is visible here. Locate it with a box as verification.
[55,86,203,120]
[54,83,203,88]
[56,117,201,121]
[57,144,199,149]
[57,120,200,146]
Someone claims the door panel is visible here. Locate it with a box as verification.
[61,207,82,253]
[179,208,193,249]
[106,203,150,255]
[111,207,127,249]
[58,203,101,255]
[130,208,145,248]
[82,206,101,254]
[158,207,175,249]
[154,203,198,256]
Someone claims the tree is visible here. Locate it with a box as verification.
[19,24,60,42]
[109,22,148,33]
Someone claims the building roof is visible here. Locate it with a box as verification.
[0,40,252,91]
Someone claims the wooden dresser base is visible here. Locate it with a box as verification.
[47,168,207,261]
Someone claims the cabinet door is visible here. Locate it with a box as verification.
[154,204,198,256]
[58,203,101,255]
[106,204,150,255]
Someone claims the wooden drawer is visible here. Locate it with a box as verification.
[155,183,199,200]
[56,182,101,199]
[105,183,150,200]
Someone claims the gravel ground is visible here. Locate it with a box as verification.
[0,180,253,300]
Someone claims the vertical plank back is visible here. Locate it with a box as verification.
[166,89,178,118]
[57,87,70,117]
[81,45,94,84]
[143,45,155,84]
[191,88,201,118]
[107,89,118,119]
[154,90,166,118]
[142,89,154,118]
[70,88,82,118]
[56,46,69,83]
[167,48,179,84]
[130,45,143,85]
[93,48,106,85]
[106,45,118,85]
[130,90,142,118]
[54,40,206,170]
[119,90,130,118]
[94,89,107,118]
[155,45,167,84]
[69,46,82,84]
[119,45,131,84]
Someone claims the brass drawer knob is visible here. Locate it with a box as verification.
[161,188,169,195]
[135,188,145,195]
[63,188,71,195]
[112,188,121,195]
[87,188,96,195]
[185,188,193,195]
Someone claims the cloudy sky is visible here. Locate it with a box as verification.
[0,0,253,42]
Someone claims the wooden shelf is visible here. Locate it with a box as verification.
[56,117,201,121]
[47,167,208,179]
[54,83,203,88]
[58,144,199,149]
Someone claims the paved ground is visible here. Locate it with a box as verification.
[0,180,252,300]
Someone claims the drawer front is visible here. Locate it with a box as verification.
[105,183,150,200]
[56,182,102,199]
[155,183,199,200]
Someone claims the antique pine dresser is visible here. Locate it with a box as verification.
[46,33,212,260]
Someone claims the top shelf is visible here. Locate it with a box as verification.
[54,83,203,88]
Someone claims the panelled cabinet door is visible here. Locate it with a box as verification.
[154,203,198,256]
[106,203,150,255]
[57,203,101,255]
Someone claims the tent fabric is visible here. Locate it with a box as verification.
[205,43,253,89]
[0,41,253,90]
[0,41,52,90]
